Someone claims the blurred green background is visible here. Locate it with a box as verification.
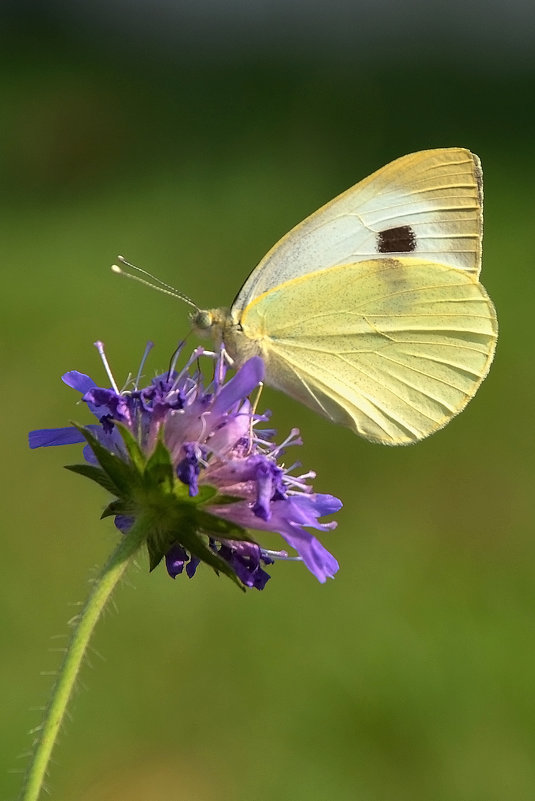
[3,3,535,800]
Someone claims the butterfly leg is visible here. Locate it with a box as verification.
[247,382,264,453]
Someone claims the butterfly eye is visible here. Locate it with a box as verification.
[193,310,213,331]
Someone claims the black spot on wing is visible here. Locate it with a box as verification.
[377,225,416,254]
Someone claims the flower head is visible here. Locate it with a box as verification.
[29,341,341,590]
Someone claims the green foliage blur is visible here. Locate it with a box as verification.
[3,7,535,801]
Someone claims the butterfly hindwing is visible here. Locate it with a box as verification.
[239,257,497,444]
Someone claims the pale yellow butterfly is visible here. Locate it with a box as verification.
[115,148,498,446]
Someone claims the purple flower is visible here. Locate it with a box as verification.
[29,341,342,589]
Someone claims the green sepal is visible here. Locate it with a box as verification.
[144,501,210,570]
[65,463,120,495]
[207,492,245,506]
[67,423,253,590]
[187,484,218,504]
[144,502,249,591]
[146,525,177,571]
[195,509,254,542]
[167,522,246,591]
[70,423,141,496]
[180,531,246,591]
[100,499,135,520]
[113,421,147,472]
[143,437,175,491]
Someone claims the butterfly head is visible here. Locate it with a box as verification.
[191,306,231,343]
[192,306,264,369]
[191,309,214,333]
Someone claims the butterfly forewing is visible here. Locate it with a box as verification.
[232,148,483,314]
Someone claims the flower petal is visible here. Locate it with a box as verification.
[211,357,264,415]
[207,401,251,454]
[273,522,339,582]
[284,494,342,530]
[62,371,96,393]
[217,541,272,589]
[208,499,339,582]
[28,427,86,449]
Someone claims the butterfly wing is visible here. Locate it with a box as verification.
[232,148,483,316]
[237,258,497,445]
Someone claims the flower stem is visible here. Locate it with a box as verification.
[19,518,150,801]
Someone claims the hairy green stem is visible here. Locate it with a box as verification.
[19,518,150,801]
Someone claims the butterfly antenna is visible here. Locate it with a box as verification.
[111,255,199,311]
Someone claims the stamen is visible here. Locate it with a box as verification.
[283,470,316,494]
[198,412,208,442]
[282,461,301,474]
[135,341,154,389]
[246,382,264,453]
[261,549,302,562]
[93,341,120,394]
[171,346,205,392]
[167,340,186,378]
[270,428,302,457]
[121,372,133,393]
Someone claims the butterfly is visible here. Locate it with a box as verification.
[117,148,497,446]
[191,148,498,445]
